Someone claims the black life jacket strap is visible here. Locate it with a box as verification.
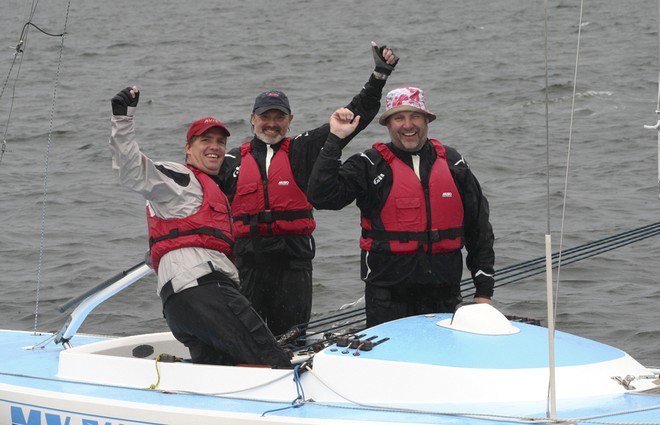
[149,227,234,248]
[233,209,313,224]
[361,227,463,243]
[362,227,463,274]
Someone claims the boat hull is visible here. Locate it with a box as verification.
[2,310,659,425]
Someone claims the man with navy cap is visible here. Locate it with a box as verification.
[219,42,399,337]
[110,86,291,367]
[308,87,495,327]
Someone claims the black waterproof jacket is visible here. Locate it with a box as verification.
[219,74,387,267]
[307,133,495,298]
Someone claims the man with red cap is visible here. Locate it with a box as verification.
[219,42,399,337]
[308,87,495,327]
[109,86,291,367]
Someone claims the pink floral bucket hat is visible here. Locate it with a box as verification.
[379,86,436,125]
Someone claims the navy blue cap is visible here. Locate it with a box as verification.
[253,90,291,115]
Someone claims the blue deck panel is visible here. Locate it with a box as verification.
[323,314,625,368]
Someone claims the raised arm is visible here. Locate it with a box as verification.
[290,42,400,191]
[109,87,183,204]
[340,41,398,141]
[307,108,370,210]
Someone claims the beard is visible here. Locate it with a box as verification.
[255,128,286,145]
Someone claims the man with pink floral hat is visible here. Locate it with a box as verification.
[308,87,495,327]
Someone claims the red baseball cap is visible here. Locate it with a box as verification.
[186,117,230,141]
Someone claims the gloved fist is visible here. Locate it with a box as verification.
[371,41,398,76]
[111,86,139,116]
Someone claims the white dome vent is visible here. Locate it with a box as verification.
[436,303,520,335]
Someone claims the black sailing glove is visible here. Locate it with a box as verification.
[111,87,139,116]
[372,43,399,76]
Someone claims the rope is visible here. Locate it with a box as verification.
[0,54,24,165]
[273,222,660,353]
[277,309,367,342]
[648,0,660,196]
[301,365,660,425]
[148,353,184,389]
[0,0,73,329]
[18,21,66,38]
[148,355,164,389]
[282,318,368,354]
[260,365,306,416]
[3,364,657,424]
[0,366,298,407]
[276,221,660,342]
[0,1,66,166]
[461,221,660,297]
[33,0,72,334]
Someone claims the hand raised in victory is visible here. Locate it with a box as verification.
[111,86,140,116]
[371,41,399,76]
[329,108,361,140]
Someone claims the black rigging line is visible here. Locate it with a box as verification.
[19,22,65,40]
[283,221,660,343]
[462,221,660,295]
[0,3,68,166]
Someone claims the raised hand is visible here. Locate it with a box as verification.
[371,41,399,76]
[111,86,140,116]
[329,108,360,139]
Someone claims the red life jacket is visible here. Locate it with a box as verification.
[360,139,464,255]
[231,139,315,238]
[147,166,234,273]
